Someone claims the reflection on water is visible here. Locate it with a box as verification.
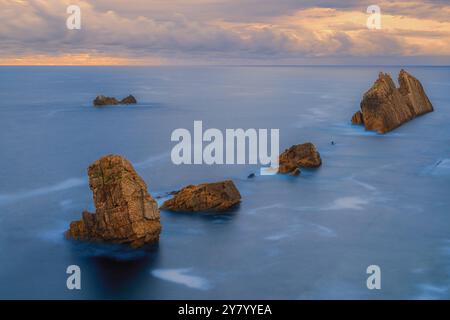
[80,247,161,299]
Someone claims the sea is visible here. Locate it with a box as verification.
[0,65,449,299]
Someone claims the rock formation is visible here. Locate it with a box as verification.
[93,95,137,106]
[93,95,119,106]
[351,111,364,125]
[161,180,241,212]
[278,142,322,174]
[65,155,161,248]
[351,69,433,133]
[120,95,137,104]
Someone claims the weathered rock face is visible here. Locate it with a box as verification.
[161,180,241,212]
[278,143,322,174]
[65,155,161,248]
[93,95,137,106]
[352,69,433,134]
[398,69,433,116]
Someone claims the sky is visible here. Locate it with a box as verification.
[0,0,449,65]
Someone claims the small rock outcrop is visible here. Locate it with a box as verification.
[65,155,161,248]
[161,180,241,212]
[351,69,433,133]
[93,95,137,106]
[120,95,137,104]
[351,111,364,125]
[93,95,120,106]
[278,143,322,174]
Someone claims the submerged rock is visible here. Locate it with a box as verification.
[278,143,322,174]
[161,180,241,212]
[65,155,161,248]
[352,69,433,134]
[93,95,137,106]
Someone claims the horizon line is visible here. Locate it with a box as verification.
[0,64,449,67]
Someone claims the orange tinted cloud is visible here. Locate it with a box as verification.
[263,5,450,56]
[0,0,449,65]
[0,54,165,66]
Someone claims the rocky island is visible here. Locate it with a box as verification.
[278,142,322,175]
[93,94,137,106]
[351,69,434,134]
[65,154,161,248]
[161,180,241,212]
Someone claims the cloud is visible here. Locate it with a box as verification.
[0,0,449,65]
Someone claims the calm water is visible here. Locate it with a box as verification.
[0,66,449,299]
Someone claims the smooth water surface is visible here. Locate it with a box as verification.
[0,66,449,299]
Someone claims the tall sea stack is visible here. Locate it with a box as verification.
[351,69,433,134]
[65,155,161,248]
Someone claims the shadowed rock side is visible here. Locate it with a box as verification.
[351,111,364,125]
[93,95,119,106]
[121,95,137,104]
[65,155,161,248]
[93,95,137,106]
[161,180,241,212]
[351,69,433,133]
[278,143,322,174]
